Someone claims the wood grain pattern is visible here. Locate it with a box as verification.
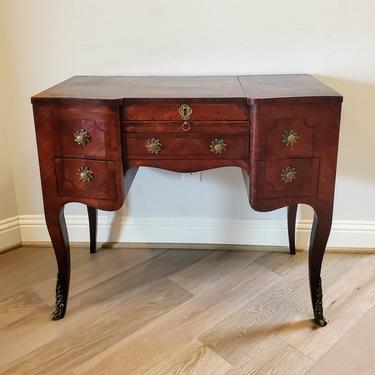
[123,101,249,121]
[32,75,342,324]
[32,75,342,103]
[125,133,249,160]
[0,247,374,374]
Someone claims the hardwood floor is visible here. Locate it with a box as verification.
[0,246,374,374]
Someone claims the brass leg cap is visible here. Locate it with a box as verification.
[315,317,328,327]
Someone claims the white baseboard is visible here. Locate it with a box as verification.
[17,214,375,250]
[0,216,22,252]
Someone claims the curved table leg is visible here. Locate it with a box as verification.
[45,204,70,320]
[87,206,98,254]
[309,203,333,327]
[287,205,298,255]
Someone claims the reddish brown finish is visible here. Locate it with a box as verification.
[249,101,342,211]
[238,74,341,103]
[265,117,313,159]
[32,75,342,325]
[125,134,249,160]
[123,121,249,134]
[256,157,320,199]
[123,101,248,121]
[55,158,117,200]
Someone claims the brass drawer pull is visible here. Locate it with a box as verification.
[281,166,297,183]
[145,138,163,154]
[282,129,299,147]
[178,104,192,121]
[77,166,93,182]
[74,129,90,146]
[182,121,191,132]
[210,139,227,155]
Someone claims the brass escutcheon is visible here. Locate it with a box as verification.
[282,129,299,147]
[77,166,93,182]
[178,104,192,121]
[281,166,297,183]
[210,139,227,155]
[145,138,163,154]
[74,129,90,146]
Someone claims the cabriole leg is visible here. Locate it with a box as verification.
[45,204,71,320]
[87,206,98,254]
[309,204,333,327]
[287,205,298,255]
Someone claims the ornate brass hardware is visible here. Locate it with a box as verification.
[145,138,163,154]
[314,277,328,327]
[281,166,297,183]
[282,129,299,147]
[182,121,191,132]
[74,129,90,146]
[51,273,66,320]
[210,139,227,155]
[77,166,93,182]
[178,104,192,121]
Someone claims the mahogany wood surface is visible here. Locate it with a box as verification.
[32,75,342,326]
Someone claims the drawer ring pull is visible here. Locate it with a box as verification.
[77,166,93,183]
[182,121,191,132]
[74,129,90,146]
[282,129,299,147]
[145,138,163,154]
[210,139,227,154]
[281,166,297,183]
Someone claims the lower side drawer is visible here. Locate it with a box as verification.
[256,158,320,199]
[55,158,117,200]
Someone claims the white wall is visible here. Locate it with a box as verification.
[0,22,21,250]
[1,0,375,248]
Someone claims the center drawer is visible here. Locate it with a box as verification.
[124,133,249,159]
[122,101,249,121]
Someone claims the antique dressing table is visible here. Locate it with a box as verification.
[32,75,342,326]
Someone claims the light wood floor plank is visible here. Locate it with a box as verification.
[1,278,192,374]
[199,251,370,372]
[0,247,373,375]
[138,340,232,375]
[169,250,264,294]
[275,254,375,360]
[224,335,315,375]
[0,248,207,373]
[33,248,165,306]
[306,303,375,375]
[0,247,85,301]
[72,262,281,374]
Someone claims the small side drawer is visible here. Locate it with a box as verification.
[125,133,249,159]
[256,158,320,199]
[55,158,117,200]
[55,105,119,158]
[122,101,249,121]
[265,117,314,159]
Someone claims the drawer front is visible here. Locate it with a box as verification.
[55,105,119,158]
[265,117,313,159]
[55,158,117,200]
[125,134,249,159]
[122,101,249,121]
[123,121,249,134]
[256,158,320,199]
